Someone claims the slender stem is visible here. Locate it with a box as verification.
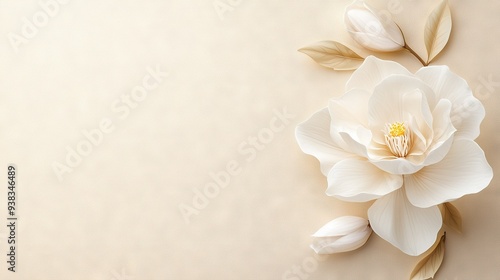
[404,44,428,66]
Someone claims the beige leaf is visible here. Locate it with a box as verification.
[410,232,446,280]
[298,41,364,71]
[439,202,463,233]
[424,0,452,64]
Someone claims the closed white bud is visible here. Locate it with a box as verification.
[311,216,372,254]
[344,0,405,52]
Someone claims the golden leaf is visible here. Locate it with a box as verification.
[424,0,452,64]
[298,41,364,71]
[439,202,463,233]
[410,232,446,280]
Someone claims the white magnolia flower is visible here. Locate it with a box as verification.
[296,56,493,256]
[311,216,372,254]
[345,0,404,52]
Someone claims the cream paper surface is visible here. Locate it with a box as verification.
[0,0,499,279]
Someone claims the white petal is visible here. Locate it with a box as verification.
[329,89,372,150]
[339,131,369,158]
[329,89,370,128]
[345,8,381,33]
[416,66,485,140]
[366,141,394,159]
[346,56,412,93]
[348,31,403,52]
[368,75,435,130]
[312,216,368,237]
[296,108,355,175]
[378,15,405,47]
[311,227,371,254]
[405,140,493,208]
[326,159,403,202]
[344,1,404,52]
[368,189,442,256]
[371,157,424,175]
[407,115,428,158]
[422,99,456,166]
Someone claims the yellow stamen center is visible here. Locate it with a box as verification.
[384,122,411,157]
[389,122,406,137]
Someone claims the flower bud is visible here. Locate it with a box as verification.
[344,0,404,52]
[311,216,372,254]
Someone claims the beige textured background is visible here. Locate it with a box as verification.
[0,0,499,279]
